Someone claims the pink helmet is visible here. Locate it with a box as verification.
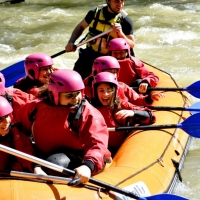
[48,69,85,105]
[108,38,130,57]
[92,72,118,98]
[25,53,53,80]
[0,72,5,95]
[0,96,13,117]
[92,56,120,75]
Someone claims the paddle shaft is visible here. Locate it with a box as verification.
[132,83,200,98]
[51,29,113,59]
[132,87,193,91]
[107,112,200,134]
[108,124,180,132]
[146,106,200,111]
[0,144,141,199]
[0,169,72,184]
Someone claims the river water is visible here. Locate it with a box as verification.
[0,0,200,199]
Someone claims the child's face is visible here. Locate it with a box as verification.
[59,91,82,106]
[111,50,127,60]
[0,114,11,136]
[97,83,114,106]
[38,65,52,84]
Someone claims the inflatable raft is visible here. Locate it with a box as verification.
[0,62,192,200]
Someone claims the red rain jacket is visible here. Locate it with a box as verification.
[118,57,159,87]
[5,88,35,120]
[96,100,156,148]
[14,99,111,175]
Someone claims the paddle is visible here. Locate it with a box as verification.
[0,145,188,200]
[0,0,24,4]
[108,113,200,138]
[146,102,200,114]
[0,169,82,185]
[1,29,113,88]
[132,80,200,98]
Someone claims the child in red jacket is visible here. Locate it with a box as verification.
[108,38,159,94]
[14,53,57,96]
[91,72,156,154]
[0,96,33,172]
[14,69,111,184]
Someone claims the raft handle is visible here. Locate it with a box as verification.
[171,159,182,182]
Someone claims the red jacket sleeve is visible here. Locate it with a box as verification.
[5,88,36,120]
[130,57,159,87]
[78,101,111,175]
[27,88,40,96]
[119,100,156,125]
[118,82,152,106]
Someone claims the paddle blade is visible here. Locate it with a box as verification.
[179,113,200,138]
[1,60,25,87]
[188,102,200,114]
[185,81,200,98]
[145,193,189,200]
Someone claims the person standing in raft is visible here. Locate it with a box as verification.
[13,69,111,183]
[83,56,164,105]
[91,72,156,154]
[14,53,57,97]
[65,0,135,80]
[0,96,33,172]
[108,38,159,94]
[0,72,35,121]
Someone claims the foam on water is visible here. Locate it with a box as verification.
[150,3,175,11]
[159,30,198,45]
